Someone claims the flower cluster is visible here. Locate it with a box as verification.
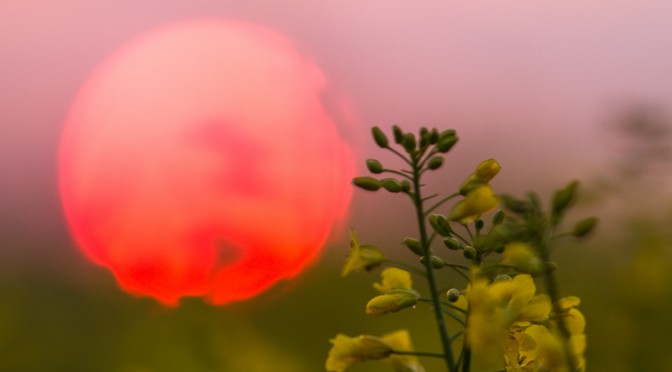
[326,126,597,372]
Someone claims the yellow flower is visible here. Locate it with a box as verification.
[459,159,502,195]
[341,229,384,276]
[381,330,425,372]
[448,185,499,224]
[501,242,545,276]
[326,334,393,372]
[325,330,424,372]
[503,297,587,372]
[465,270,551,351]
[373,268,413,293]
[366,288,420,316]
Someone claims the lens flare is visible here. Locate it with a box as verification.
[59,19,354,305]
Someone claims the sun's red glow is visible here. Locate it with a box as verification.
[59,20,354,305]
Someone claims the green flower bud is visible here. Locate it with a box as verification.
[400,180,411,193]
[500,194,531,214]
[463,246,478,260]
[475,218,485,231]
[428,214,452,236]
[352,177,381,191]
[380,178,404,193]
[492,209,505,225]
[429,128,439,144]
[527,191,543,211]
[446,288,461,302]
[402,133,417,154]
[427,156,444,170]
[552,181,580,219]
[493,245,505,254]
[443,237,462,250]
[436,135,458,153]
[371,126,389,148]
[403,237,424,256]
[366,159,384,174]
[419,127,430,148]
[365,288,419,316]
[420,255,445,269]
[392,125,404,144]
[572,217,598,237]
[438,129,457,139]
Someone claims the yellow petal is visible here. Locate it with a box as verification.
[373,268,413,293]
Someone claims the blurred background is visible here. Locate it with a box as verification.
[2,1,672,371]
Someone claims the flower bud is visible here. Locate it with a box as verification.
[552,181,579,223]
[419,127,430,148]
[572,217,598,237]
[402,133,416,154]
[366,288,419,316]
[475,218,485,230]
[499,194,531,214]
[436,135,458,153]
[403,237,425,256]
[381,178,404,193]
[443,237,462,250]
[430,128,439,144]
[492,209,505,225]
[352,177,381,191]
[429,214,452,236]
[401,180,411,193]
[463,246,478,260]
[420,255,445,269]
[494,274,512,282]
[371,126,389,148]
[366,159,384,174]
[427,156,444,170]
[458,159,501,195]
[392,125,404,144]
[446,288,461,302]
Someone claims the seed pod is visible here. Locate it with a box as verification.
[552,181,579,215]
[366,159,384,174]
[352,177,381,191]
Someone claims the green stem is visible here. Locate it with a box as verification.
[411,157,456,372]
[382,168,414,180]
[537,230,578,372]
[424,192,460,217]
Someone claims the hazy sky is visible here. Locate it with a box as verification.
[2,1,672,264]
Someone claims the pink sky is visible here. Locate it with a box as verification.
[2,1,672,261]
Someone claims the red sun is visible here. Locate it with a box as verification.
[59,20,354,306]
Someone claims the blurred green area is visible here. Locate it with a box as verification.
[2,107,672,371]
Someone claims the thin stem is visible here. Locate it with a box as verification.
[463,224,474,242]
[381,168,414,180]
[385,146,414,166]
[410,157,456,372]
[449,331,464,343]
[538,228,578,372]
[383,259,427,277]
[451,231,471,245]
[424,192,461,217]
[390,350,448,359]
